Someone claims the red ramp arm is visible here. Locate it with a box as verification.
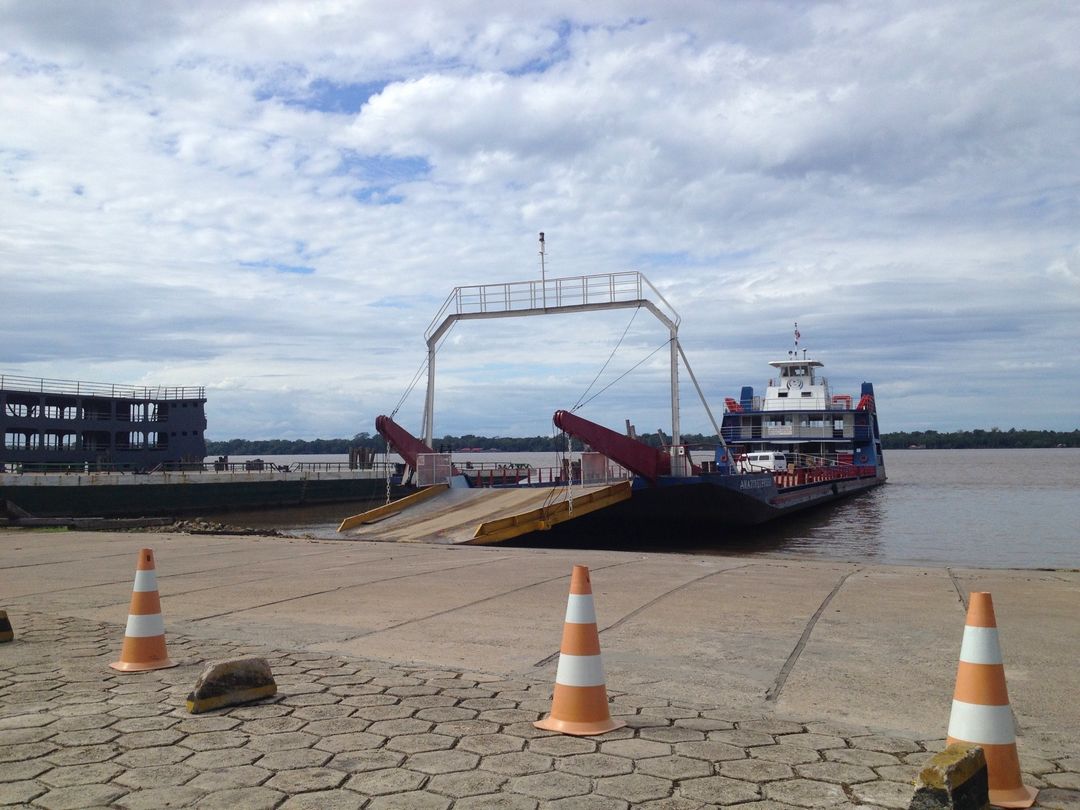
[553,410,671,484]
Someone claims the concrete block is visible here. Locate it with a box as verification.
[909,743,989,810]
[185,657,277,714]
[0,610,13,643]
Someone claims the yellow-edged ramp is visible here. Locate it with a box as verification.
[336,481,631,545]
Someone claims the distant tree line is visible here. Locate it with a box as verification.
[207,427,1079,455]
[880,428,1079,449]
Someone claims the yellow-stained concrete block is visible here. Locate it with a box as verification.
[909,743,989,810]
[185,657,277,714]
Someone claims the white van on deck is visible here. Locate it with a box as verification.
[736,452,787,473]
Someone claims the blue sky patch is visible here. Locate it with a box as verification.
[240,259,315,275]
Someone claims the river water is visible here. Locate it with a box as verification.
[206,449,1079,570]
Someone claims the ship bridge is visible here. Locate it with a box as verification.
[763,356,830,411]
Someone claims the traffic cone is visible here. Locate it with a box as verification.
[110,548,178,673]
[534,565,625,736]
[946,592,1036,808]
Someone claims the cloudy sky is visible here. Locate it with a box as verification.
[2,1,1077,440]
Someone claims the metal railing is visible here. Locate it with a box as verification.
[425,271,679,342]
[0,460,397,476]
[0,374,205,401]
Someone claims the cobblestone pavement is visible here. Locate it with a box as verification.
[2,612,1078,809]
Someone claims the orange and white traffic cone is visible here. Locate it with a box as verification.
[534,565,625,736]
[110,548,177,673]
[946,592,1036,808]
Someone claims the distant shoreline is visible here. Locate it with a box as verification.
[207,428,1079,455]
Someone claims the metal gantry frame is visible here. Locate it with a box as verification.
[420,269,709,473]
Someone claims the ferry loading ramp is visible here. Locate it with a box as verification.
[338,481,630,544]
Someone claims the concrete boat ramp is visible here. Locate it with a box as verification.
[337,481,631,544]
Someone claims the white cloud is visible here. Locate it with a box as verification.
[1,1,1078,440]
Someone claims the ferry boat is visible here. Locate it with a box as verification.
[552,347,886,527]
[361,256,886,541]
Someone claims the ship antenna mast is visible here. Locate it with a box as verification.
[539,231,547,309]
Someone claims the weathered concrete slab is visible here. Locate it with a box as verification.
[1,528,1078,761]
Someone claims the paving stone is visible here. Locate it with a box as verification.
[243,715,307,734]
[116,727,186,748]
[707,729,777,747]
[480,751,554,776]
[265,765,346,792]
[366,790,452,809]
[502,721,559,739]
[115,744,194,767]
[635,798,713,810]
[718,757,793,782]
[1038,787,1080,809]
[179,730,251,751]
[0,741,58,761]
[595,772,672,802]
[480,708,545,725]
[774,732,847,750]
[674,740,746,762]
[0,725,60,744]
[278,789,367,809]
[328,748,405,773]
[850,734,921,754]
[543,796,629,810]
[0,757,51,781]
[314,730,386,753]
[636,754,714,780]
[849,779,914,808]
[0,779,47,805]
[796,760,877,783]
[621,714,674,729]
[508,770,591,799]
[875,763,919,782]
[640,725,708,744]
[188,764,272,790]
[245,730,317,751]
[453,794,538,809]
[407,748,482,774]
[300,717,371,737]
[33,783,128,809]
[824,747,899,767]
[526,735,596,756]
[679,774,760,804]
[435,719,502,737]
[427,769,508,797]
[44,742,122,765]
[750,744,821,765]
[738,719,805,735]
[174,716,242,733]
[230,704,293,720]
[673,717,736,733]
[192,785,285,809]
[600,738,671,759]
[257,747,332,769]
[1046,771,1080,789]
[38,760,125,786]
[0,712,57,730]
[764,777,849,807]
[114,763,200,787]
[113,715,181,733]
[346,765,427,794]
[386,732,457,754]
[401,695,458,709]
[458,733,526,755]
[185,747,263,768]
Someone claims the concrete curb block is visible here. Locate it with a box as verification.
[185,656,277,713]
[909,743,989,809]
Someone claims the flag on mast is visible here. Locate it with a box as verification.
[794,322,801,346]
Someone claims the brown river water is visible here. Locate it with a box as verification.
[204,449,1079,569]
